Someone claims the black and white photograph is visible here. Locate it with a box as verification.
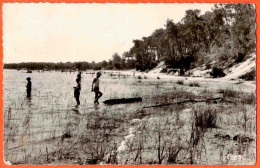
[3,3,256,165]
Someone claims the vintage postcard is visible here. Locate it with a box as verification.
[1,1,258,167]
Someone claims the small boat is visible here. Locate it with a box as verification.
[86,71,95,74]
[103,97,142,105]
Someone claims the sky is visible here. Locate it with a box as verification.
[3,3,215,63]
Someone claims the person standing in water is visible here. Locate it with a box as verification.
[74,78,81,106]
[92,72,103,104]
[26,77,32,97]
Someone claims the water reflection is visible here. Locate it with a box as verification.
[26,96,32,105]
[94,104,100,111]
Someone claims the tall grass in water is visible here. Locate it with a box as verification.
[219,87,255,105]
[242,92,256,105]
[218,87,240,98]
[188,104,218,164]
[193,105,217,129]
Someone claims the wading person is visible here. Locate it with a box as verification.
[74,78,81,106]
[26,77,32,97]
[91,72,103,104]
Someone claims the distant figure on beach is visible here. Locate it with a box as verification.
[74,78,81,106]
[92,72,103,104]
[77,71,82,83]
[26,77,32,97]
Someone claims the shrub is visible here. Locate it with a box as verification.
[136,64,145,71]
[188,82,200,87]
[194,106,217,129]
[149,61,158,70]
[210,67,226,78]
[235,52,245,63]
[160,68,168,73]
[176,80,184,85]
[239,69,255,81]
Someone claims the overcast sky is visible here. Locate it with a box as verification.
[3,3,215,63]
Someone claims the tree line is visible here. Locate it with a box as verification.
[4,4,255,72]
[4,53,134,71]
